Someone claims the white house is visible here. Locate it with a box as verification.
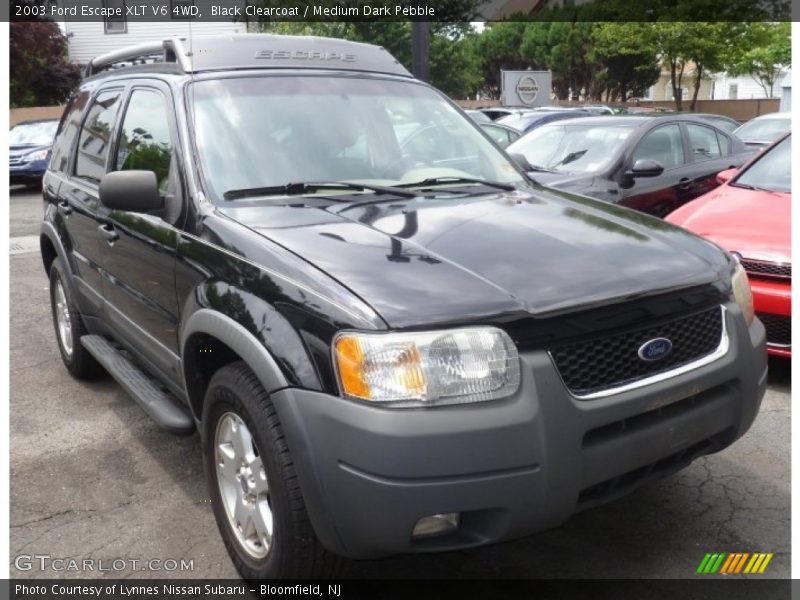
[60,10,245,65]
[779,69,791,111]
[710,69,789,100]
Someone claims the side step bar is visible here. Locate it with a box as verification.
[81,335,195,435]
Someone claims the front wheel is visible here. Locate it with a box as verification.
[202,362,342,579]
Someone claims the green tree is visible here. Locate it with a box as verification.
[725,22,791,98]
[591,23,660,102]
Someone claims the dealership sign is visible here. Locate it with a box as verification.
[501,71,552,107]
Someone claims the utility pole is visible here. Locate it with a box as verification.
[411,21,430,82]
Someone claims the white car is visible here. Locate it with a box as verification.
[733,112,791,148]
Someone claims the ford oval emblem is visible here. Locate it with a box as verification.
[638,338,673,362]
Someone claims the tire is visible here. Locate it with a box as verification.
[202,361,343,579]
[48,258,102,379]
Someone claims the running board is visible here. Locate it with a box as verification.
[81,335,195,434]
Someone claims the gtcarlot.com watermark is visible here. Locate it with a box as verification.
[14,554,194,573]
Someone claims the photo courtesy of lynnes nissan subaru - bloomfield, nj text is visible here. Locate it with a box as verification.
[40,35,767,579]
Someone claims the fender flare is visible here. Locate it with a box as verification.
[180,308,289,418]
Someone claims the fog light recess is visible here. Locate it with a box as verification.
[411,513,460,539]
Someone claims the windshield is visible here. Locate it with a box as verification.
[734,116,791,142]
[190,76,523,201]
[507,123,633,173]
[733,135,791,193]
[10,120,58,146]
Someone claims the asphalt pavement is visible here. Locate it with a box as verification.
[9,186,791,579]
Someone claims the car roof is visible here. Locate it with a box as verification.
[12,119,59,127]
[84,34,412,80]
[749,112,791,121]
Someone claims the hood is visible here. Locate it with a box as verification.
[529,171,594,190]
[219,188,729,328]
[667,184,790,263]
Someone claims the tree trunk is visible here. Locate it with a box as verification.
[670,59,683,112]
[690,64,703,112]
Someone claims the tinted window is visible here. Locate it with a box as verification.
[686,124,722,161]
[75,89,122,183]
[716,131,731,155]
[116,89,174,192]
[632,124,685,169]
[50,91,90,174]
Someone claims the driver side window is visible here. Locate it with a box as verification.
[115,89,174,194]
[632,124,685,170]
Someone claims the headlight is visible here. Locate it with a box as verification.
[333,327,520,407]
[731,262,754,326]
[25,149,48,162]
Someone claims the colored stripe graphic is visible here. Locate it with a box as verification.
[699,553,774,574]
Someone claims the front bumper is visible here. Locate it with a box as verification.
[272,303,767,559]
[10,159,48,185]
[751,279,791,357]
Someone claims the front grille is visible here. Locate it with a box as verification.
[741,259,791,281]
[549,306,724,397]
[759,313,791,347]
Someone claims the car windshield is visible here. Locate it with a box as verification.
[10,120,58,146]
[189,76,523,201]
[733,135,791,193]
[507,123,634,174]
[734,116,790,142]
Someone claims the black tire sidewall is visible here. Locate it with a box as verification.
[202,367,293,579]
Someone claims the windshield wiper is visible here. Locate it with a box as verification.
[397,177,516,192]
[550,149,588,169]
[223,181,416,201]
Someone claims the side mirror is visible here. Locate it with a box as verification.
[510,152,535,172]
[626,159,664,178]
[715,167,738,184]
[99,170,163,212]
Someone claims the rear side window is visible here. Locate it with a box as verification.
[686,124,722,161]
[50,91,90,174]
[75,89,122,183]
[115,89,174,192]
[632,124,685,169]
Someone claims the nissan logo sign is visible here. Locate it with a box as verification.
[516,76,540,105]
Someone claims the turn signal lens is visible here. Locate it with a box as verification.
[731,262,755,326]
[333,327,520,407]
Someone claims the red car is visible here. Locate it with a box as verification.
[668,133,791,357]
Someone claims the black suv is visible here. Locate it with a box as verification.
[41,35,767,579]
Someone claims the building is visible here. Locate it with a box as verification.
[59,3,244,65]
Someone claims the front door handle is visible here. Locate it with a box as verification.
[57,201,72,217]
[98,223,119,244]
[678,177,692,191]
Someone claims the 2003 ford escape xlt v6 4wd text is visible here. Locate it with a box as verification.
[41,35,767,579]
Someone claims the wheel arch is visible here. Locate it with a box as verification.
[181,309,290,423]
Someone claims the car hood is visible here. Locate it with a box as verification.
[218,187,729,328]
[530,171,595,191]
[667,184,790,263]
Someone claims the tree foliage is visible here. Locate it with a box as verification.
[10,21,82,108]
[725,22,791,97]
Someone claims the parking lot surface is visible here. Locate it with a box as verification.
[9,187,790,579]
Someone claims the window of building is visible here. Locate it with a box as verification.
[104,0,127,34]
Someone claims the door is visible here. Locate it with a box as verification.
[680,122,737,200]
[618,122,698,216]
[57,88,125,315]
[98,83,184,385]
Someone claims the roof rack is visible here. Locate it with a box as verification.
[84,35,412,79]
[85,39,192,77]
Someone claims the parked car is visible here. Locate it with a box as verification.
[507,115,754,217]
[733,112,791,148]
[582,105,628,115]
[42,35,766,579]
[479,122,521,148]
[479,106,529,121]
[692,113,741,134]
[10,119,59,186]
[464,109,491,123]
[497,109,594,134]
[667,134,791,357]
